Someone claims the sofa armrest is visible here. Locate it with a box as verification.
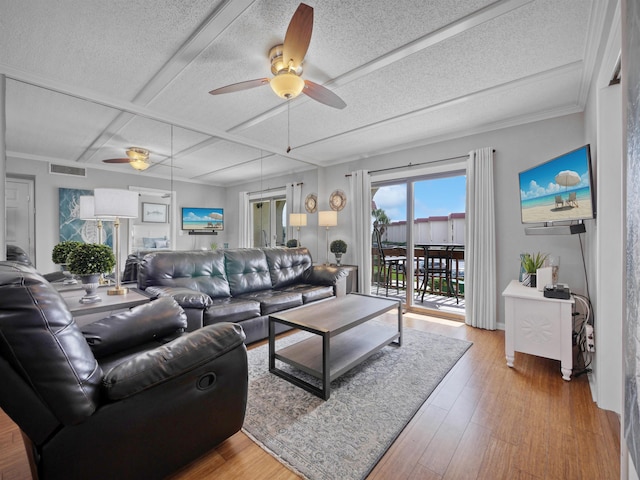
[81,297,187,358]
[306,265,348,296]
[102,322,246,400]
[145,286,213,310]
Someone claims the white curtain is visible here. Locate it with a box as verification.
[285,183,294,242]
[285,182,303,244]
[465,147,496,330]
[238,191,251,248]
[349,170,371,295]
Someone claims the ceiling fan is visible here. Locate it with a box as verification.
[208,3,346,109]
[101,147,153,171]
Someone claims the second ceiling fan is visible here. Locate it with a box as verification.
[208,3,346,109]
[102,147,152,171]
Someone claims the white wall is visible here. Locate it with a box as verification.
[591,10,623,414]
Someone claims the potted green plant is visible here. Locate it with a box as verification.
[520,252,548,288]
[52,241,82,285]
[330,239,347,266]
[286,239,299,248]
[67,243,115,304]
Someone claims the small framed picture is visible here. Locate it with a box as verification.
[142,202,168,223]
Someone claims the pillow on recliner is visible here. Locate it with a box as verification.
[81,297,187,358]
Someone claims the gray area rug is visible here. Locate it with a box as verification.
[242,325,472,480]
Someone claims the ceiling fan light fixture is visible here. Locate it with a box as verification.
[270,72,304,99]
[129,158,150,171]
[126,147,149,161]
[125,147,151,171]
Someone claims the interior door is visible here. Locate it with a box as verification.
[6,177,35,261]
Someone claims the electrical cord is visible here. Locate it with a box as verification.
[571,291,593,376]
[578,233,592,301]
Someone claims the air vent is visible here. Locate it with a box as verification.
[49,164,87,177]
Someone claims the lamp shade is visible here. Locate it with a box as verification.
[79,196,96,220]
[129,158,151,171]
[270,72,305,99]
[318,210,337,227]
[93,188,139,218]
[289,213,307,227]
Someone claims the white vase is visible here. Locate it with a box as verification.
[79,274,101,304]
[334,253,343,266]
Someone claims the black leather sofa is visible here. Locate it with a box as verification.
[0,261,248,480]
[137,247,348,343]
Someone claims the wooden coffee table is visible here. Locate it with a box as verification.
[268,293,402,400]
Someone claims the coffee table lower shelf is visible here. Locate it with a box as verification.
[270,322,400,400]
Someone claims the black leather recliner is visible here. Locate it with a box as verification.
[5,244,65,282]
[0,261,248,480]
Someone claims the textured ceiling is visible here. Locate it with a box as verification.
[0,0,614,186]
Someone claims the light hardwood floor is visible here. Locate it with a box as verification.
[0,312,620,479]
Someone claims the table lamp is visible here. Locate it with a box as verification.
[318,210,337,265]
[79,195,105,244]
[93,188,139,295]
[289,213,307,246]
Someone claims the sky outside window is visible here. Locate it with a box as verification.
[373,176,466,223]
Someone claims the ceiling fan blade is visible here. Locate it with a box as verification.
[283,3,313,69]
[102,158,131,164]
[302,80,346,109]
[208,78,269,95]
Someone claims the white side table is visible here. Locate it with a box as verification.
[502,280,575,381]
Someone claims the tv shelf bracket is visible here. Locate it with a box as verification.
[524,222,586,236]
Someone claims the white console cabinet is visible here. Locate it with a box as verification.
[502,280,575,381]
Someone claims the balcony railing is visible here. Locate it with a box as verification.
[371,244,465,313]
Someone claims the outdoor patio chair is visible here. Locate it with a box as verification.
[372,226,406,296]
[419,246,452,302]
[567,191,578,207]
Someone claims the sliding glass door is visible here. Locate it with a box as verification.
[371,170,466,318]
[251,197,286,247]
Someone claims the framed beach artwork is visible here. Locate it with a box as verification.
[142,202,168,223]
[58,188,113,247]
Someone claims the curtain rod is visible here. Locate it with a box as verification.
[248,182,302,196]
[344,150,495,177]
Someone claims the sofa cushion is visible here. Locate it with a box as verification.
[139,250,230,299]
[225,249,272,295]
[264,247,313,289]
[277,284,334,304]
[236,289,303,315]
[239,315,292,345]
[203,297,261,324]
[145,286,213,309]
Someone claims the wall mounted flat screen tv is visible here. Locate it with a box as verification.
[519,145,596,224]
[181,207,224,231]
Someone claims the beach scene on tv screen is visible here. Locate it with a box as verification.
[182,208,223,230]
[519,147,594,224]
